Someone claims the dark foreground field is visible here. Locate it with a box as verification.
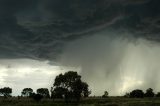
[0,97,160,106]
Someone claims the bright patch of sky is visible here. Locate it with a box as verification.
[0,59,80,96]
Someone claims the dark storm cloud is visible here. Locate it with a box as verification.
[0,0,160,60]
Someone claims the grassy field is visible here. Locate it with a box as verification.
[0,97,160,106]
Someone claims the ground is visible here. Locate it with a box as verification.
[0,97,160,106]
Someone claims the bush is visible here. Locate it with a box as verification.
[124,92,130,98]
[156,92,160,97]
[32,93,43,102]
[129,89,144,98]
[144,88,154,97]
[102,91,108,98]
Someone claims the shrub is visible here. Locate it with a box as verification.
[144,88,154,97]
[129,89,144,98]
[156,92,160,97]
[32,93,43,102]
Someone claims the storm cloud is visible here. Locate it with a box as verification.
[0,0,159,59]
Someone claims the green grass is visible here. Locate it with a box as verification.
[0,97,160,106]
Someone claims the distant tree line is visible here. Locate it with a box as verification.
[21,88,50,101]
[124,88,160,98]
[2,71,160,103]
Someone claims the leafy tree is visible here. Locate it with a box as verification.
[51,71,90,102]
[0,87,12,97]
[145,88,154,97]
[21,88,33,97]
[37,88,50,98]
[129,89,144,98]
[102,91,108,98]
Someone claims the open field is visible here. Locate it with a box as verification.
[0,97,160,106]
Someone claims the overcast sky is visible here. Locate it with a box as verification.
[0,0,160,96]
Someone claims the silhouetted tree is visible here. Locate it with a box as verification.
[129,89,144,98]
[102,91,108,98]
[0,87,12,98]
[145,88,154,97]
[156,92,160,97]
[51,71,90,102]
[37,88,50,98]
[21,88,33,97]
